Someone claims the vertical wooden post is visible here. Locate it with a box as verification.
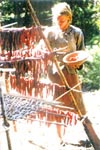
[0,86,12,150]
[83,117,100,149]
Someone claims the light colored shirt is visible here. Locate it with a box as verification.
[39,25,85,74]
[45,25,85,51]
[44,25,85,62]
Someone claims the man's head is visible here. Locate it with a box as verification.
[52,2,72,30]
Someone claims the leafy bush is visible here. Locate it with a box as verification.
[78,47,100,91]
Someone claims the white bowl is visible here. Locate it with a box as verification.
[63,51,89,67]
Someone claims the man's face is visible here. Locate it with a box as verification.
[57,15,71,31]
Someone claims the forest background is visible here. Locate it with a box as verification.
[0,0,100,91]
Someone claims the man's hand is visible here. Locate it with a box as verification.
[69,64,83,70]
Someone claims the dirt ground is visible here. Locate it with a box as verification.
[0,90,100,150]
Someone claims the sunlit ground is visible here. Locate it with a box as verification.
[0,90,100,150]
[0,75,100,150]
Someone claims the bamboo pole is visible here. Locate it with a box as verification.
[2,22,18,28]
[26,0,100,149]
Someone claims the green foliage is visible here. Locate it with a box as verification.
[0,0,32,27]
[78,47,100,91]
[0,0,99,45]
[0,0,14,23]
[30,1,53,26]
[68,0,100,45]
[89,35,100,47]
